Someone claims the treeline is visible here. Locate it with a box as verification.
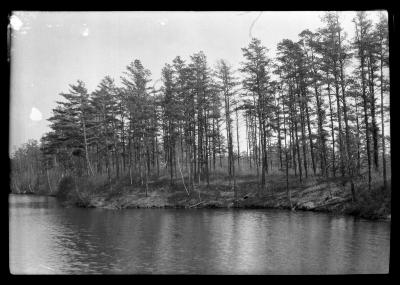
[11,12,390,201]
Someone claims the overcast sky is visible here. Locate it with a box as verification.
[9,11,385,154]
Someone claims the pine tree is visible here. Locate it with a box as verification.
[240,38,272,192]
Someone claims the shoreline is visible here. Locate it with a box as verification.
[11,191,390,221]
[82,198,391,221]
[12,175,390,221]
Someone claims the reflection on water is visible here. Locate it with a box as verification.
[9,194,390,274]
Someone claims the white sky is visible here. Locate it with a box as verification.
[9,11,387,154]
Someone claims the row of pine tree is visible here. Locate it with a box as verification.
[11,12,390,201]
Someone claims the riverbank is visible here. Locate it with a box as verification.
[48,173,391,221]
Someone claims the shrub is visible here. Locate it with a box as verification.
[56,175,76,201]
[346,179,391,219]
[56,173,115,205]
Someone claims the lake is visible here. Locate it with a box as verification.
[9,194,390,274]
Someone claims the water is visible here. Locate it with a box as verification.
[9,194,390,274]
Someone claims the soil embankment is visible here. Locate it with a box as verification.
[53,175,390,220]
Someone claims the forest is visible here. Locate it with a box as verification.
[10,12,391,217]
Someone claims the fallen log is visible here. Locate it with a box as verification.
[312,198,352,210]
[188,200,205,208]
